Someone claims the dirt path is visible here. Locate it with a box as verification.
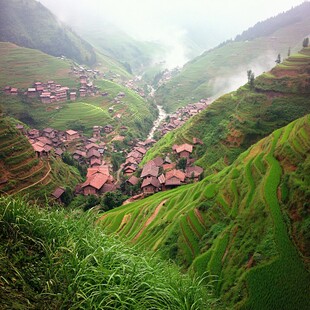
[133,199,167,241]
[14,161,51,194]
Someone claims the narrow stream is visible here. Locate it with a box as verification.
[147,104,167,140]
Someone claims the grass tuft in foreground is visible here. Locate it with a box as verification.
[0,195,216,309]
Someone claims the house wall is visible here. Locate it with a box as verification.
[83,186,97,196]
[143,185,155,194]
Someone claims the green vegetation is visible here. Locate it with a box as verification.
[0,196,215,309]
[155,2,310,112]
[0,42,76,89]
[99,115,310,309]
[0,0,96,65]
[0,46,157,137]
[144,48,310,172]
[0,116,81,201]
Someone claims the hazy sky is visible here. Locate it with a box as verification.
[40,0,306,40]
[39,0,307,67]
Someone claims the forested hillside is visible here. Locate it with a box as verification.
[0,0,96,65]
[155,2,310,112]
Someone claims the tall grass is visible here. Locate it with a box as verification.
[0,196,215,309]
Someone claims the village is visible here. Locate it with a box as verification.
[5,65,212,204]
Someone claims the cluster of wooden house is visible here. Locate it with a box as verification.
[16,123,117,199]
[122,139,157,176]
[4,74,99,104]
[124,78,146,98]
[22,126,80,158]
[123,141,204,196]
[156,99,211,137]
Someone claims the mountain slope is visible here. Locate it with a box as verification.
[0,116,81,200]
[0,0,96,65]
[0,42,156,138]
[155,2,310,112]
[144,47,310,173]
[0,42,77,89]
[99,114,310,309]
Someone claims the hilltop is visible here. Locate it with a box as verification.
[155,2,310,112]
[0,0,97,66]
[0,116,81,200]
[98,114,310,309]
[143,47,310,173]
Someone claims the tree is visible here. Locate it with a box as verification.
[177,157,187,171]
[101,191,128,211]
[275,54,281,64]
[302,37,309,48]
[287,47,291,57]
[61,187,74,206]
[247,70,255,88]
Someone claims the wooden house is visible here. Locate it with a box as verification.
[4,86,11,94]
[81,173,108,196]
[51,187,65,203]
[141,177,160,195]
[66,130,79,141]
[175,144,193,159]
[70,92,77,101]
[140,162,159,179]
[27,88,37,97]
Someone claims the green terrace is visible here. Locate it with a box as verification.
[99,115,310,309]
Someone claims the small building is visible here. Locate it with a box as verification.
[73,150,86,162]
[165,169,186,190]
[104,125,113,133]
[28,129,40,139]
[87,149,101,162]
[141,177,160,195]
[123,165,137,175]
[4,86,11,94]
[27,88,37,97]
[93,126,101,139]
[185,166,204,182]
[10,88,18,95]
[42,128,56,139]
[127,175,140,186]
[79,88,86,97]
[140,162,159,179]
[175,144,193,159]
[40,92,52,104]
[51,187,65,203]
[66,130,79,141]
[37,136,53,146]
[54,148,63,156]
[85,143,99,152]
[70,92,77,101]
[81,173,108,196]
[90,157,101,167]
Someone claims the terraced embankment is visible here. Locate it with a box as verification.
[0,116,81,200]
[99,115,310,309]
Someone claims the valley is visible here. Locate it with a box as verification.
[0,1,309,309]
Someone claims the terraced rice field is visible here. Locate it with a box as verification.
[99,115,310,309]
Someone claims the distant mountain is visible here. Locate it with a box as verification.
[72,22,166,73]
[155,2,310,112]
[0,0,96,65]
[99,113,310,309]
